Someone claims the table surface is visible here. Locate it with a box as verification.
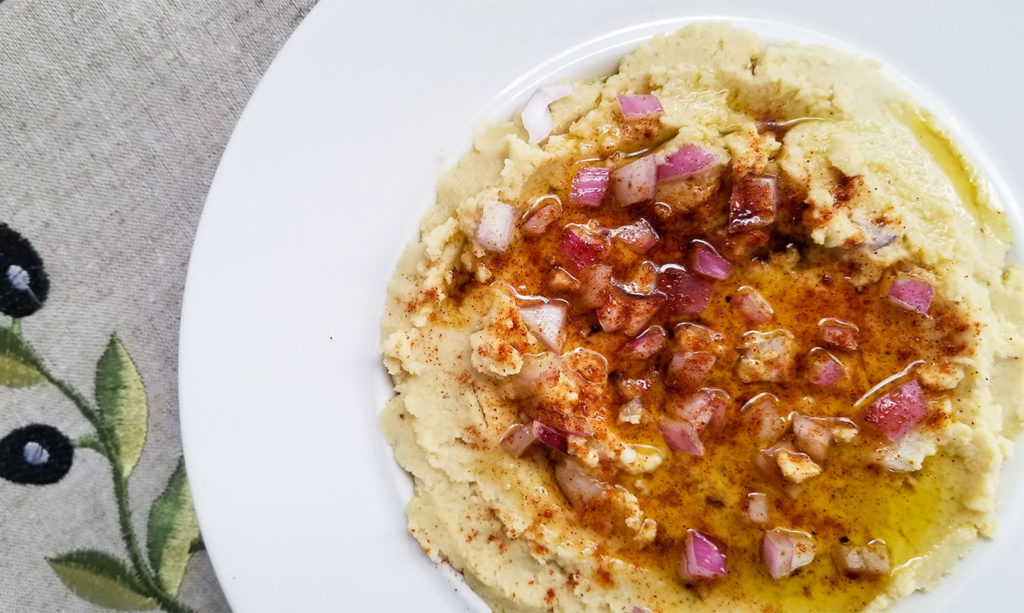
[0,2,315,611]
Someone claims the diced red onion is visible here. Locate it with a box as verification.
[554,460,607,506]
[597,290,663,337]
[762,528,815,580]
[754,441,796,480]
[521,83,573,144]
[611,155,657,206]
[560,227,608,274]
[862,379,926,441]
[621,326,667,360]
[561,347,608,384]
[886,272,934,314]
[514,352,561,388]
[522,202,562,236]
[533,420,569,454]
[856,221,898,250]
[616,376,652,400]
[807,349,844,387]
[569,166,610,207]
[579,263,613,308]
[617,94,664,121]
[680,529,727,581]
[792,414,833,463]
[734,286,774,323]
[500,424,538,457]
[689,240,733,280]
[835,541,891,575]
[659,419,704,456]
[672,388,729,432]
[740,394,787,443]
[818,318,859,351]
[666,351,716,390]
[747,492,770,524]
[674,322,724,352]
[547,267,580,293]
[657,144,720,182]
[728,175,778,233]
[519,301,567,351]
[657,264,715,315]
[614,219,660,254]
[475,201,518,252]
[619,397,645,424]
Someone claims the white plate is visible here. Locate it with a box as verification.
[179,2,1024,611]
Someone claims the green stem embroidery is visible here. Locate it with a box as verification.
[32,352,195,613]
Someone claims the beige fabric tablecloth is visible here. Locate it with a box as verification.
[0,2,317,610]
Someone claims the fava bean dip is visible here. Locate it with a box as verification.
[382,24,1024,612]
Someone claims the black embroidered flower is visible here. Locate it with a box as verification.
[0,223,49,318]
[0,424,73,485]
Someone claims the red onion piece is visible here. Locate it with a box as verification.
[862,380,927,441]
[475,201,518,252]
[519,302,567,351]
[740,394,787,443]
[672,388,729,432]
[666,351,716,390]
[579,263,613,308]
[762,528,815,580]
[533,420,569,454]
[818,318,859,351]
[674,322,724,352]
[514,352,562,388]
[689,240,733,280]
[835,541,891,575]
[680,529,727,581]
[522,202,562,236]
[657,144,720,182]
[614,219,660,254]
[597,290,663,336]
[616,376,651,400]
[754,441,796,480]
[560,227,608,274]
[621,326,667,360]
[521,83,573,144]
[569,166,610,207]
[792,414,833,463]
[561,347,608,384]
[807,349,844,387]
[747,492,770,524]
[728,175,778,233]
[657,264,715,315]
[500,424,538,457]
[619,397,645,424]
[659,420,704,456]
[611,155,657,206]
[554,460,607,506]
[547,267,580,293]
[617,94,664,121]
[734,286,774,323]
[887,272,934,314]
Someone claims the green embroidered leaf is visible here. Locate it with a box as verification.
[94,334,148,478]
[47,550,156,610]
[0,326,45,388]
[72,434,106,456]
[147,458,200,596]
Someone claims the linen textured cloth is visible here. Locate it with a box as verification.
[0,1,317,610]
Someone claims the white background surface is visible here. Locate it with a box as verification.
[179,1,1024,611]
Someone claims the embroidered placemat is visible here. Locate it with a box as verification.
[0,1,316,610]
